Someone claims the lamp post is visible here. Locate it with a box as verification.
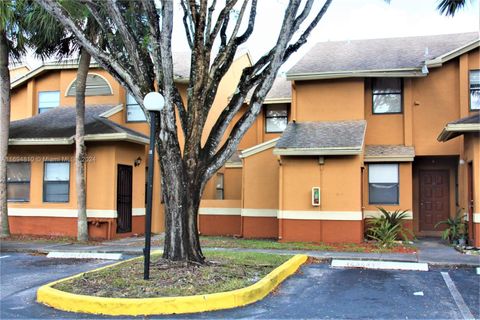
[143,91,165,280]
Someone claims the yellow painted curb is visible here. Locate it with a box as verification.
[37,254,308,316]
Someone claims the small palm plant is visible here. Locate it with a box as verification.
[434,210,467,244]
[367,208,415,248]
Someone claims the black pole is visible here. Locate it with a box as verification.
[144,111,156,280]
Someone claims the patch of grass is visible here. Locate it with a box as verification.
[2,234,100,245]
[149,236,416,254]
[53,251,292,298]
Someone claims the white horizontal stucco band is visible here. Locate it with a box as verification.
[198,208,363,220]
[198,208,242,216]
[7,208,146,218]
[363,210,413,220]
[473,213,480,223]
[241,209,278,217]
[278,210,363,221]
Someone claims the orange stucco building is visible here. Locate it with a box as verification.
[6,53,252,239]
[6,32,480,247]
[198,32,480,247]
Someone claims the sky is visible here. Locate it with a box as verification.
[26,0,479,72]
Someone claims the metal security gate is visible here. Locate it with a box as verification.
[117,165,133,233]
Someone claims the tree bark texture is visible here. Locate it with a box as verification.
[35,0,333,262]
[75,48,91,242]
[0,31,11,238]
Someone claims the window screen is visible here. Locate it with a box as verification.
[372,78,402,114]
[43,162,70,202]
[265,104,288,133]
[368,163,399,204]
[470,70,480,110]
[216,173,224,200]
[7,162,31,202]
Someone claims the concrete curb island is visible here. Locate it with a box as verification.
[36,254,308,316]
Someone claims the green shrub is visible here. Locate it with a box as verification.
[434,210,467,243]
[367,208,414,247]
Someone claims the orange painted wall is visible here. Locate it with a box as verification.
[10,85,30,121]
[412,61,462,155]
[242,146,279,210]
[462,133,480,247]
[242,217,278,239]
[6,141,147,239]
[199,215,241,236]
[294,78,364,122]
[281,156,362,212]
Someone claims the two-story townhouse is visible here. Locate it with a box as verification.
[197,32,480,247]
[6,52,252,239]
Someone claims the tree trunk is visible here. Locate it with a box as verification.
[0,31,11,238]
[159,141,204,263]
[76,48,91,241]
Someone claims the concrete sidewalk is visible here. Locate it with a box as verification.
[1,236,479,267]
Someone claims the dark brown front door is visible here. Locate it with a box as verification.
[117,165,133,233]
[467,162,474,244]
[419,169,450,232]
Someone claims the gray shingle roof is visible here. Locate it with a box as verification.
[365,145,415,162]
[438,112,480,141]
[288,32,479,76]
[274,120,366,155]
[9,105,148,142]
[448,113,480,125]
[265,77,291,102]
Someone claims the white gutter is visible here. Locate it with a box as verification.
[426,39,480,68]
[84,133,149,144]
[438,123,480,142]
[8,138,74,145]
[9,133,149,146]
[364,155,415,162]
[273,146,362,156]
[99,104,123,118]
[240,138,279,158]
[286,68,425,81]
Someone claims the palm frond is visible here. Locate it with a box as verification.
[437,0,469,16]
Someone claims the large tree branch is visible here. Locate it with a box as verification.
[180,0,195,48]
[104,0,151,86]
[283,0,332,62]
[203,0,306,178]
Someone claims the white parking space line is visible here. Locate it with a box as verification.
[331,259,429,271]
[441,271,475,320]
[0,255,10,259]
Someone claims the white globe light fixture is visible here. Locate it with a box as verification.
[143,91,165,112]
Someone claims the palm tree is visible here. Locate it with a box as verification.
[0,0,29,238]
[25,6,96,241]
[437,0,470,16]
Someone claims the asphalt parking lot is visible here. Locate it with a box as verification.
[1,253,478,319]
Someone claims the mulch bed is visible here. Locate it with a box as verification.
[52,252,292,298]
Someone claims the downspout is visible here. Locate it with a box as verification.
[278,156,283,240]
[240,158,245,237]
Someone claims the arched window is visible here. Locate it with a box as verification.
[66,73,113,96]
